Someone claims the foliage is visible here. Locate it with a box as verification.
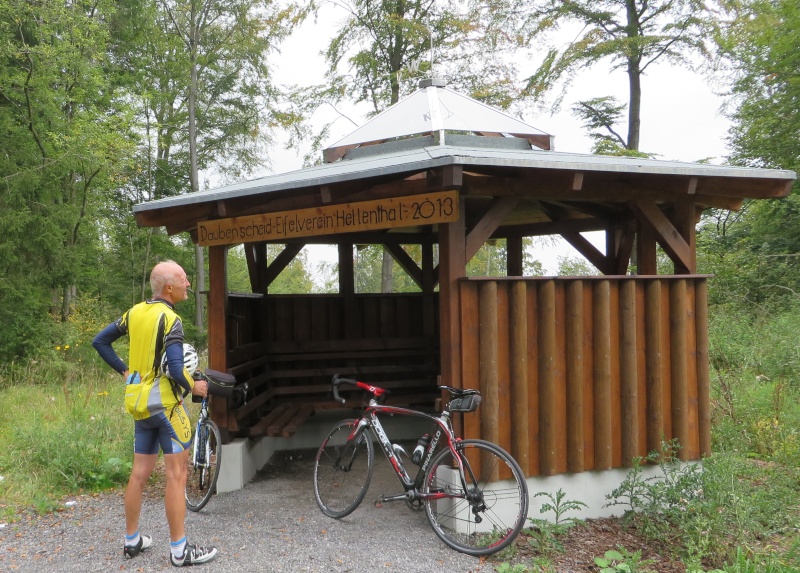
[526,488,587,554]
[0,360,131,516]
[594,548,655,573]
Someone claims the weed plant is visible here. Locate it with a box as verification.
[0,359,131,517]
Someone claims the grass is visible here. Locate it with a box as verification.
[0,358,131,518]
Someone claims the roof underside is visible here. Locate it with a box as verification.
[133,138,795,241]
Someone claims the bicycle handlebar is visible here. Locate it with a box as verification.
[331,374,390,404]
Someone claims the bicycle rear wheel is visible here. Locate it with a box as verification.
[422,439,528,556]
[313,419,374,518]
[186,418,221,512]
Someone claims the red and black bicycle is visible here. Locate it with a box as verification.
[312,375,529,556]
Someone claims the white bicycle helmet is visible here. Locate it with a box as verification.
[161,343,199,378]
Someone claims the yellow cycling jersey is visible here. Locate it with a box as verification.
[117,299,193,420]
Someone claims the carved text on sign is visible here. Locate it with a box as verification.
[197,190,459,246]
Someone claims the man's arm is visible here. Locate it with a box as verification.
[92,323,127,375]
[164,341,194,395]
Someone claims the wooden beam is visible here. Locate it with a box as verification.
[630,200,692,272]
[384,243,423,288]
[465,197,520,261]
[562,230,610,274]
[263,243,305,288]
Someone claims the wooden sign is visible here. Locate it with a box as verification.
[197,190,459,246]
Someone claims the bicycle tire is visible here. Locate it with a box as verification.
[186,418,222,512]
[313,419,374,518]
[422,439,529,556]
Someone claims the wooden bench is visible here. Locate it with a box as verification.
[227,337,440,438]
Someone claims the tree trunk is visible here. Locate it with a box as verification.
[188,4,204,331]
[381,248,393,293]
[625,0,642,151]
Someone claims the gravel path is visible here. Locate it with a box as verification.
[0,450,487,572]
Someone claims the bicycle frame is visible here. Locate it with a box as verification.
[345,396,471,504]
[191,397,211,468]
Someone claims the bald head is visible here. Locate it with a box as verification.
[150,260,190,303]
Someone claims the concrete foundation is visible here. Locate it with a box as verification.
[216,410,697,521]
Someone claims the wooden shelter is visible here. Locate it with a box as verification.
[133,80,795,479]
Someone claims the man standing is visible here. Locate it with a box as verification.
[93,260,218,567]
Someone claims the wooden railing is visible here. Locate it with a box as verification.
[458,276,711,477]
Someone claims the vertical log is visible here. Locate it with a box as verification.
[479,282,500,448]
[695,280,712,457]
[620,280,639,465]
[422,236,435,337]
[670,279,689,459]
[439,198,467,389]
[459,283,481,441]
[645,280,663,454]
[510,281,529,474]
[338,243,357,338]
[539,281,558,475]
[527,284,541,476]
[566,281,585,473]
[593,280,613,469]
[208,245,230,436]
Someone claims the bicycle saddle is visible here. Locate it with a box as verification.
[438,385,480,397]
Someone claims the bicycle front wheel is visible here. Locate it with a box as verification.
[186,418,221,512]
[313,419,374,518]
[423,439,528,556]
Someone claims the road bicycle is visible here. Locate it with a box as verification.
[313,375,529,556]
[185,369,241,512]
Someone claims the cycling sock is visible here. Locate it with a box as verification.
[171,536,187,558]
[125,531,140,547]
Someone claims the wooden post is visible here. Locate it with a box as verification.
[507,236,523,276]
[439,196,466,389]
[695,280,712,457]
[207,245,230,437]
[594,280,613,469]
[619,280,639,465]
[670,203,697,274]
[479,282,500,481]
[566,280,585,473]
[670,279,689,459]
[539,281,558,475]
[338,243,356,338]
[510,281,529,474]
[645,280,663,454]
[421,236,435,337]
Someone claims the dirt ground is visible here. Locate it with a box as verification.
[505,517,688,572]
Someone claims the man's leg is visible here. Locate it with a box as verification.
[125,453,158,536]
[163,449,189,542]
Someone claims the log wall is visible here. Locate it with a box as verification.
[459,276,711,478]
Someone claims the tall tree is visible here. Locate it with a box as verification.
[508,0,715,153]
[698,0,800,309]
[109,0,300,327]
[0,0,133,359]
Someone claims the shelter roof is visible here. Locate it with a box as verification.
[133,136,795,240]
[322,78,553,162]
